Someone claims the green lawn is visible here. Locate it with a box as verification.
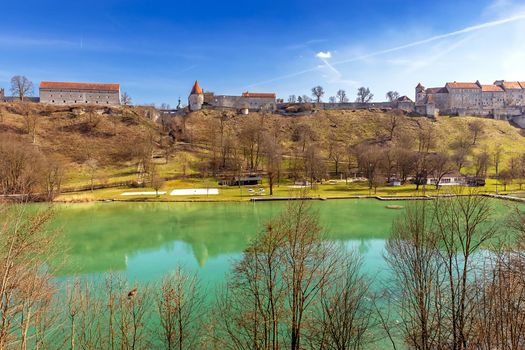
[55,177,525,202]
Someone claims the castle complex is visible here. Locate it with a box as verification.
[415,80,525,119]
[188,80,276,112]
[39,81,121,105]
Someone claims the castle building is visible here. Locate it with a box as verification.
[188,80,276,112]
[415,80,525,118]
[39,81,121,105]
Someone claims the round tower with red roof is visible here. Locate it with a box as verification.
[188,80,204,111]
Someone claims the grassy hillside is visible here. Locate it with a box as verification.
[1,102,525,201]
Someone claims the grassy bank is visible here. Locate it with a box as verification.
[54,178,523,202]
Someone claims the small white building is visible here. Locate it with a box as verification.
[426,171,465,187]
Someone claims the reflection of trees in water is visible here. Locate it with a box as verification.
[51,201,408,275]
[358,238,372,254]
[191,242,209,267]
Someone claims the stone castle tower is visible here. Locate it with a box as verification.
[415,83,426,104]
[188,80,204,111]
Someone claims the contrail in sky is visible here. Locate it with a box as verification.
[245,12,525,89]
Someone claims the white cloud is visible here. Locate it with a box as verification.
[316,51,332,59]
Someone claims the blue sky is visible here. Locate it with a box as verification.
[1,0,525,105]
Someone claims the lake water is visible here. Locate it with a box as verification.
[50,199,517,287]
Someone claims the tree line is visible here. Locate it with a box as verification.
[287,86,401,104]
[189,110,518,193]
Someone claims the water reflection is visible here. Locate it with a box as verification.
[51,200,402,278]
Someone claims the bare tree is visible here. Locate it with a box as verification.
[10,75,34,101]
[354,144,383,190]
[385,193,499,350]
[155,268,205,350]
[355,87,373,103]
[385,201,445,350]
[328,96,336,103]
[449,138,473,173]
[262,130,282,196]
[433,192,499,349]
[291,123,316,153]
[116,283,152,350]
[84,158,99,192]
[386,91,400,102]
[288,95,297,103]
[22,109,38,143]
[468,120,484,145]
[385,109,403,141]
[238,115,264,172]
[311,86,325,103]
[474,149,490,178]
[0,137,48,197]
[428,151,453,189]
[148,163,165,197]
[328,139,345,176]
[214,200,342,350]
[121,92,132,106]
[498,168,514,191]
[0,205,57,349]
[310,252,375,349]
[336,89,348,103]
[304,144,326,188]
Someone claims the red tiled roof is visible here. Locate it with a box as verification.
[40,81,120,91]
[520,82,525,89]
[502,81,522,90]
[481,85,504,92]
[242,92,276,98]
[426,87,448,94]
[396,95,413,102]
[445,82,480,89]
[191,80,203,94]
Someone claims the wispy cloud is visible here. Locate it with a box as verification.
[285,39,328,50]
[330,12,525,66]
[0,35,77,48]
[247,11,525,88]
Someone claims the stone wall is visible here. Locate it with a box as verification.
[204,94,276,111]
[40,88,120,106]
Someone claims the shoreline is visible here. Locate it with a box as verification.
[50,193,525,205]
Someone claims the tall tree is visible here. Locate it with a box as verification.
[10,75,34,101]
[214,201,354,350]
[262,129,282,196]
[385,201,445,350]
[355,87,373,103]
[311,86,324,103]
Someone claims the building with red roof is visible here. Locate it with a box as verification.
[188,80,276,112]
[39,81,121,105]
[415,80,525,118]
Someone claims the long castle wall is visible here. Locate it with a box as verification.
[204,94,276,111]
[40,88,120,106]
